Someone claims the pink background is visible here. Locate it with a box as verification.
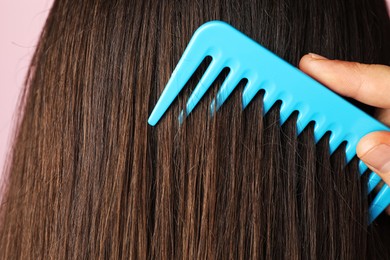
[0,1,390,179]
[0,0,54,179]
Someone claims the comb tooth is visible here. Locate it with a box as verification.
[279,94,294,125]
[147,23,220,126]
[178,110,185,125]
[215,68,243,110]
[296,105,312,135]
[148,51,208,125]
[261,81,278,114]
[369,184,390,223]
[368,172,382,194]
[185,59,225,116]
[358,160,368,175]
[242,75,263,109]
[328,127,344,154]
[359,160,381,194]
[313,115,328,143]
[344,139,358,163]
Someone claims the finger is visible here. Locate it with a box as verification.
[357,131,390,190]
[375,108,390,126]
[299,53,390,108]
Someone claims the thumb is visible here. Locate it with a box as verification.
[357,131,390,187]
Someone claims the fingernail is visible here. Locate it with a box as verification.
[308,53,328,60]
[360,144,390,174]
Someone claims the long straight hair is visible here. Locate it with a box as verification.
[1,0,390,259]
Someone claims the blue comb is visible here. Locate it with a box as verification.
[148,20,390,223]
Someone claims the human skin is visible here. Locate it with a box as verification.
[299,53,390,214]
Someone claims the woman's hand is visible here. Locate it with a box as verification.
[299,53,390,214]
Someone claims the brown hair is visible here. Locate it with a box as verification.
[1,0,390,259]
